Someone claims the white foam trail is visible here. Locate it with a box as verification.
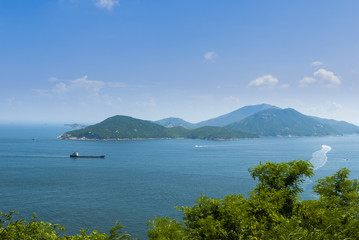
[194,145,204,148]
[310,145,332,170]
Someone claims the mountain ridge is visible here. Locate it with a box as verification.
[59,104,359,140]
[59,115,257,140]
[226,108,339,137]
[194,103,279,127]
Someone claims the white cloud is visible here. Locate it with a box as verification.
[248,75,279,89]
[299,68,341,88]
[33,89,52,97]
[95,0,119,10]
[299,77,316,87]
[312,61,324,67]
[314,68,341,87]
[108,82,128,88]
[40,76,130,96]
[204,51,217,60]
[52,82,68,95]
[68,75,105,95]
[34,75,108,97]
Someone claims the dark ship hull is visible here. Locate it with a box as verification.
[70,152,105,158]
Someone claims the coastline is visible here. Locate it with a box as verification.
[57,134,253,141]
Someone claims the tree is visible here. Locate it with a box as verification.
[147,160,359,239]
[314,168,359,208]
[0,211,134,240]
[248,160,314,217]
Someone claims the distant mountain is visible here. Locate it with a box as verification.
[186,126,257,140]
[59,115,172,140]
[155,117,194,129]
[194,104,278,127]
[226,108,339,137]
[59,105,359,140]
[59,115,254,140]
[311,117,359,134]
[165,126,191,138]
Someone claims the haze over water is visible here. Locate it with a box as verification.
[1,124,358,239]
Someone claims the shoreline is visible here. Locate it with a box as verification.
[57,134,256,141]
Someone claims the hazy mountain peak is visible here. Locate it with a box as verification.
[194,103,279,127]
[155,117,194,129]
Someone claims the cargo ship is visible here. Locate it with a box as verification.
[70,152,105,158]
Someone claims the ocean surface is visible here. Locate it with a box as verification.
[0,124,359,239]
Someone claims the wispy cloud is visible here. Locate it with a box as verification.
[34,75,128,97]
[307,102,343,115]
[7,97,22,106]
[248,75,279,89]
[52,82,68,95]
[299,68,341,88]
[204,51,217,60]
[94,0,119,10]
[107,82,128,88]
[312,61,324,67]
[299,77,316,87]
[68,75,105,96]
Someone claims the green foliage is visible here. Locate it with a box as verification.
[314,168,359,207]
[148,160,359,239]
[165,127,191,138]
[0,212,134,240]
[147,217,184,240]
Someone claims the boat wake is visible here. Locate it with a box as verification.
[0,155,68,159]
[310,145,332,170]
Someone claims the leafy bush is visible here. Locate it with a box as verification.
[0,211,134,240]
[148,160,359,239]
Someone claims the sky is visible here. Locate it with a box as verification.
[1,0,359,125]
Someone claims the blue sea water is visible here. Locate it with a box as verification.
[0,124,359,239]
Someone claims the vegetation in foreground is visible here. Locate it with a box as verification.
[1,160,359,239]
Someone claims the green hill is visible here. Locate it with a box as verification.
[59,115,172,140]
[226,108,339,137]
[59,106,357,140]
[155,117,194,129]
[312,117,359,134]
[186,126,257,140]
[59,115,254,140]
[165,126,191,138]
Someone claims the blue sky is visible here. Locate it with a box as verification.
[1,0,358,124]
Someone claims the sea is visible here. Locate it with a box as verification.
[0,124,359,239]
